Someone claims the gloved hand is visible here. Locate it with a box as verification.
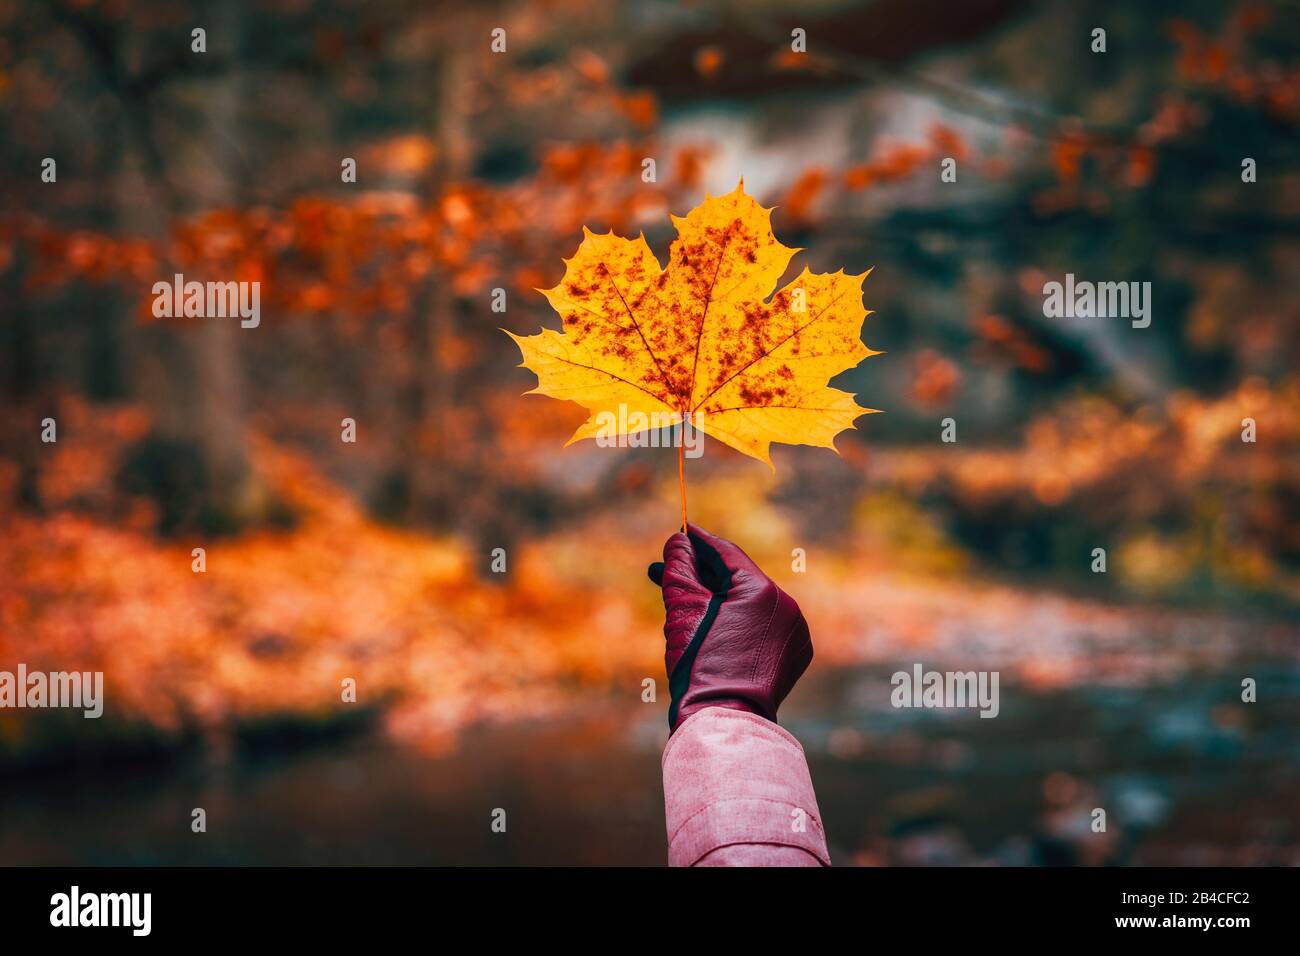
[648,524,813,732]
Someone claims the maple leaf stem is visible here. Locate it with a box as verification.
[677,439,688,533]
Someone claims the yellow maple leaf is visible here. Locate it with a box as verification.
[507,181,878,515]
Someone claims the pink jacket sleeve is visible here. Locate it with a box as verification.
[661,707,831,867]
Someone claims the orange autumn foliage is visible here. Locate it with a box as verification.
[843,124,969,191]
[0,420,664,749]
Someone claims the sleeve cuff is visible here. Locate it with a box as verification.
[662,707,831,867]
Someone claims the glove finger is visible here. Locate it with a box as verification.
[660,532,696,586]
[685,523,760,587]
[647,561,665,587]
[659,532,714,664]
[663,531,730,597]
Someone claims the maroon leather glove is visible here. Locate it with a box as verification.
[648,524,813,732]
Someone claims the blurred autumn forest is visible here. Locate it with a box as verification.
[1,0,1298,865]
